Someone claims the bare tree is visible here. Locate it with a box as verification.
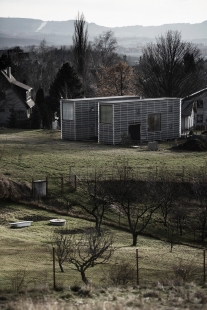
[136,30,205,98]
[51,229,72,272]
[91,31,119,69]
[68,230,114,285]
[95,61,136,96]
[107,165,159,246]
[73,172,112,236]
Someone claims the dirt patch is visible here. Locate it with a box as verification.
[0,175,32,200]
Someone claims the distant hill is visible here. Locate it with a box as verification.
[0,17,206,48]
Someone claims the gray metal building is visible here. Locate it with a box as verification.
[60,96,139,141]
[61,96,181,144]
[98,97,181,144]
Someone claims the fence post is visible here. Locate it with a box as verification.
[46,176,48,195]
[204,249,206,284]
[61,175,64,193]
[182,166,185,182]
[136,248,139,285]
[74,174,77,191]
[53,247,56,290]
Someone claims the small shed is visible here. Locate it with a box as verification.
[98,97,181,144]
[60,96,139,141]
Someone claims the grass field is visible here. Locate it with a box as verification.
[0,202,206,309]
[1,128,207,182]
[0,202,205,286]
[0,129,207,309]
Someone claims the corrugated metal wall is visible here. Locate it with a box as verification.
[99,98,181,144]
[61,97,139,141]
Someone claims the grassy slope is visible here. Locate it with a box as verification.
[0,129,207,308]
[0,129,207,182]
[0,201,205,288]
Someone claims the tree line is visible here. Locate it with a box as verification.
[0,12,206,128]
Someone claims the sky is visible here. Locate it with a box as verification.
[1,0,207,27]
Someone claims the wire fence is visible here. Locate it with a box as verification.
[1,166,207,292]
[0,240,206,292]
[30,163,206,199]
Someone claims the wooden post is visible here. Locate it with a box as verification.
[61,176,64,193]
[32,178,33,196]
[136,248,139,285]
[53,247,56,290]
[74,174,77,191]
[204,249,206,284]
[46,176,48,195]
[182,166,185,182]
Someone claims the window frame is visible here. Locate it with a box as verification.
[62,102,74,121]
[100,105,113,124]
[148,113,161,132]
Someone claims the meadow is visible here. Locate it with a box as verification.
[0,128,207,309]
[1,128,207,182]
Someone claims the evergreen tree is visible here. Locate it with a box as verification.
[31,105,41,129]
[49,62,83,102]
[35,88,52,129]
[72,12,90,95]
[7,109,18,128]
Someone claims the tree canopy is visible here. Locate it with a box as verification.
[96,61,136,96]
[91,31,119,69]
[49,62,83,100]
[136,30,205,98]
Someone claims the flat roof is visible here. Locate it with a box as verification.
[61,96,139,102]
[99,98,180,104]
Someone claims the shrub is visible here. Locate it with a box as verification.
[106,261,136,286]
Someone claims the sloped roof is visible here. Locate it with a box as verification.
[182,88,207,102]
[182,100,194,116]
[11,79,32,91]
[1,68,34,108]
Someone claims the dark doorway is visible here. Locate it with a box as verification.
[128,124,141,142]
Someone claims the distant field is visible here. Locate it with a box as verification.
[0,129,207,183]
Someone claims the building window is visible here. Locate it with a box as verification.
[100,105,112,124]
[63,102,74,120]
[197,100,203,109]
[197,114,203,123]
[148,113,161,132]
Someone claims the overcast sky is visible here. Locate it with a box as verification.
[1,0,207,27]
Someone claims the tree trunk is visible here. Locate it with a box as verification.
[58,261,64,273]
[132,233,138,246]
[81,271,89,285]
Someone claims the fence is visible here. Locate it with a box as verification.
[31,163,205,199]
[0,239,206,292]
